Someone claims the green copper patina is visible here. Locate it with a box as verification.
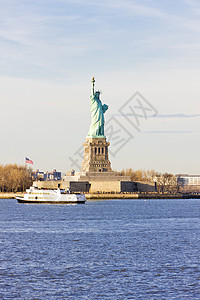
[87,77,108,138]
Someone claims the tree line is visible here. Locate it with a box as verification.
[118,168,179,193]
[0,164,181,193]
[0,164,33,192]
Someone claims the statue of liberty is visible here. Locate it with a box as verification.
[87,77,108,138]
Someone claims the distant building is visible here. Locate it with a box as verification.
[177,174,200,193]
[32,169,61,181]
[177,174,200,186]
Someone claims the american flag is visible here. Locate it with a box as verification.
[25,157,33,164]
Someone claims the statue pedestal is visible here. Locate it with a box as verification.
[81,137,113,173]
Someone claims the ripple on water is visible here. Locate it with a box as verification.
[0,199,200,299]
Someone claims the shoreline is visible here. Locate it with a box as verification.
[0,193,24,199]
[86,193,200,200]
[1,192,200,200]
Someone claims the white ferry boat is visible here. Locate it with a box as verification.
[15,187,86,204]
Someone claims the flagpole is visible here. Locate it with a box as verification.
[24,157,26,193]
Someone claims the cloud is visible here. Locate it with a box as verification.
[35,0,200,32]
[143,130,200,134]
[1,0,200,79]
[104,0,165,18]
[184,0,200,14]
[111,113,200,119]
[155,113,200,118]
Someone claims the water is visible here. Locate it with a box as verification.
[0,199,200,299]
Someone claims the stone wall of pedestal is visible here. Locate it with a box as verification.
[81,137,112,173]
[79,172,131,182]
[33,179,156,193]
[89,180,121,193]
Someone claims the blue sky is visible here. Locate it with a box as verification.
[0,0,200,174]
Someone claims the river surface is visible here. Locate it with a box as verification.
[0,198,200,299]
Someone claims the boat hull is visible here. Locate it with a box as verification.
[16,196,86,204]
[16,199,85,204]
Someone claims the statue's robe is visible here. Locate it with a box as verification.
[87,95,108,137]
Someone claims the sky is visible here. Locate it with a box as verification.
[0,0,200,175]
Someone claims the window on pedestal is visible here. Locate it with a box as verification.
[105,146,108,159]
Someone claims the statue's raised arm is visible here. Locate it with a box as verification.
[87,77,109,138]
[91,77,95,97]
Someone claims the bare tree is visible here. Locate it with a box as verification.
[155,173,177,193]
[0,164,33,192]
